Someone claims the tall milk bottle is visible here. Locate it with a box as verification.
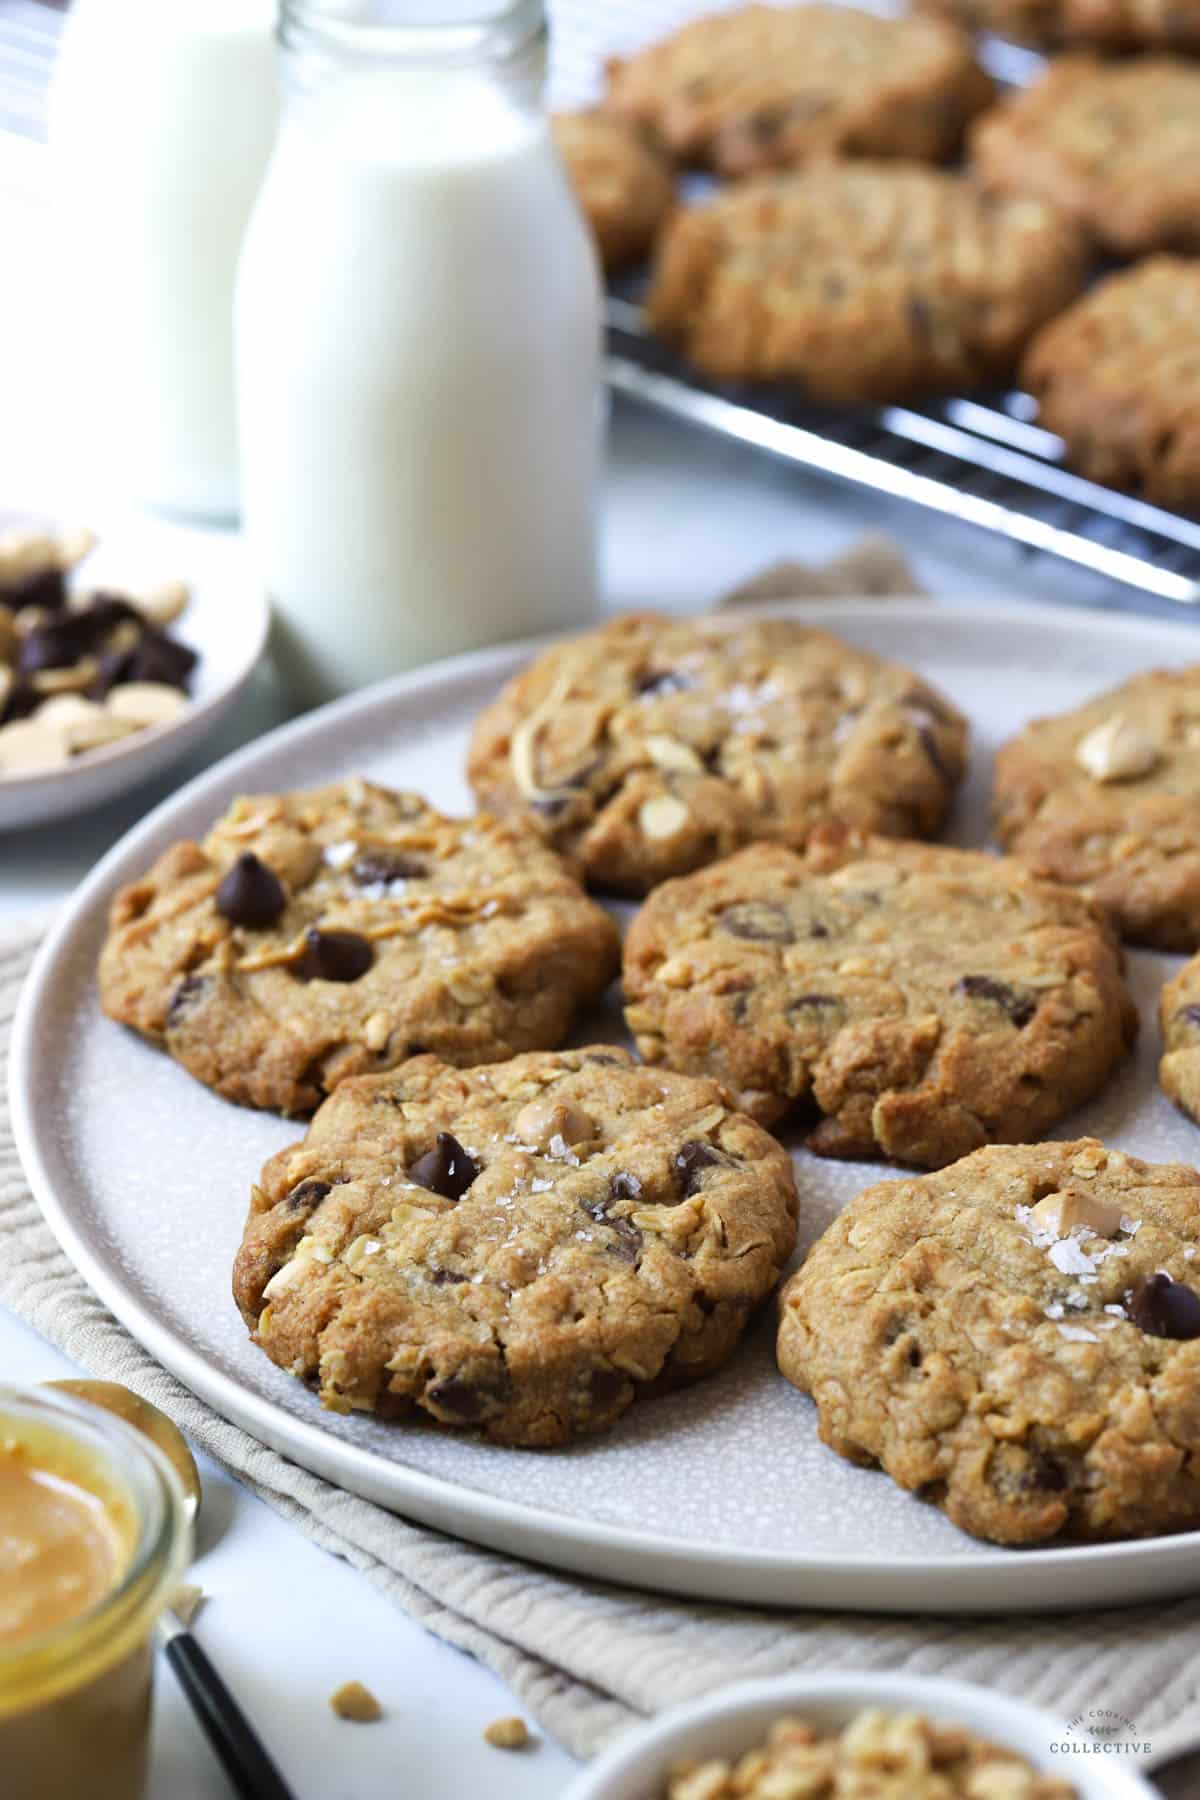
[235,0,604,701]
[49,0,279,518]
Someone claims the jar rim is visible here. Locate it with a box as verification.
[0,1384,191,1711]
[279,0,546,65]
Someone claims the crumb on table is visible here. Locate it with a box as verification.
[329,1680,383,1723]
[484,1716,530,1750]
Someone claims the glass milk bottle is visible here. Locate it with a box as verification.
[235,0,603,701]
[48,0,278,518]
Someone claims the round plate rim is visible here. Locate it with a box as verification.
[12,597,1200,1613]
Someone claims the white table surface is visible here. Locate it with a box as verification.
[3,128,1197,1800]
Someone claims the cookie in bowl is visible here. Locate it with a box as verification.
[233,1046,799,1445]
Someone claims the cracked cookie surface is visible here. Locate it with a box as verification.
[233,1046,800,1445]
[1021,259,1200,511]
[624,833,1136,1164]
[992,665,1200,949]
[466,613,968,896]
[553,109,674,272]
[604,4,992,179]
[778,1139,1200,1544]
[645,162,1086,402]
[98,781,620,1115]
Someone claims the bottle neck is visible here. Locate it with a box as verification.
[279,0,547,99]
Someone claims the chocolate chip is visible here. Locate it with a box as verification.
[124,628,198,691]
[166,973,208,1025]
[1128,1272,1200,1340]
[17,614,95,674]
[1175,1005,1200,1033]
[635,669,693,697]
[609,1171,643,1203]
[584,1197,642,1260]
[88,647,136,699]
[585,1052,622,1066]
[351,850,427,885]
[809,921,830,938]
[719,903,794,943]
[285,1179,330,1214]
[296,927,374,983]
[1028,1450,1068,1492]
[748,102,789,141]
[429,1267,468,1286]
[215,853,287,929]
[532,793,571,818]
[954,975,1035,1029]
[917,724,950,783]
[1,564,66,613]
[674,1140,722,1197]
[787,993,842,1017]
[588,1367,628,1408]
[408,1131,478,1200]
[0,678,37,725]
[908,295,933,343]
[427,1368,511,1420]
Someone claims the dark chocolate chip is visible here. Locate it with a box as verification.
[88,647,136,699]
[285,1179,331,1214]
[608,1171,643,1203]
[917,724,950,783]
[585,1052,622,1066]
[0,678,38,725]
[429,1267,468,1286]
[1028,1450,1068,1492]
[787,993,842,1016]
[719,903,795,943]
[1,563,66,613]
[295,927,374,983]
[907,1344,923,1369]
[532,793,571,818]
[165,973,209,1025]
[82,593,142,635]
[954,974,1035,1028]
[16,614,96,674]
[584,1196,642,1260]
[351,850,427,885]
[809,921,830,939]
[408,1131,478,1200]
[427,1368,511,1420]
[124,628,198,691]
[635,669,693,697]
[1175,1005,1200,1033]
[215,853,287,929]
[674,1140,722,1197]
[908,295,933,343]
[588,1367,628,1408]
[1128,1272,1200,1340]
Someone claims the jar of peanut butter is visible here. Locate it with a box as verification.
[0,1384,192,1800]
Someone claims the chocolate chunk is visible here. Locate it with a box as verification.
[0,678,38,725]
[608,1171,643,1203]
[1,564,66,613]
[1027,1449,1068,1492]
[427,1368,511,1420]
[917,724,949,783]
[296,927,374,983]
[351,850,427,885]
[532,793,571,818]
[408,1132,478,1200]
[124,628,198,691]
[88,647,136,699]
[674,1140,722,1197]
[954,974,1035,1028]
[215,853,287,929]
[588,1367,628,1408]
[166,973,208,1025]
[16,614,95,674]
[429,1267,468,1286]
[719,902,795,943]
[584,1196,642,1260]
[1175,1005,1200,1033]
[809,921,830,938]
[285,1179,331,1214]
[1128,1272,1200,1340]
[635,669,692,697]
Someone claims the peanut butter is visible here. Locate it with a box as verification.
[0,1431,131,1646]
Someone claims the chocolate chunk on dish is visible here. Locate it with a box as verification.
[778,1140,1200,1544]
[624,832,1136,1164]
[97,781,619,1114]
[233,1046,799,1445]
[466,612,967,896]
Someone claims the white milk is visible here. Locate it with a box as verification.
[235,23,603,699]
[49,0,278,518]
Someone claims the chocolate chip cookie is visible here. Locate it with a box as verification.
[779,1139,1200,1544]
[972,57,1200,258]
[1021,258,1200,511]
[625,832,1136,1164]
[605,5,993,179]
[645,163,1087,402]
[1158,959,1200,1126]
[467,613,968,896]
[98,781,620,1115]
[919,0,1200,50]
[553,109,674,272]
[233,1046,799,1445]
[993,667,1200,949]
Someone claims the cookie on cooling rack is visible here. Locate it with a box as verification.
[553,109,674,272]
[644,162,1087,402]
[623,832,1136,1163]
[233,1046,799,1445]
[466,612,968,895]
[605,4,993,178]
[98,780,619,1114]
[778,1139,1200,1544]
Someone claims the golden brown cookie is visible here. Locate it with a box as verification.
[605,4,993,179]
[98,781,619,1114]
[992,667,1200,949]
[1021,258,1200,511]
[1159,959,1200,1124]
[918,0,1200,50]
[553,109,674,272]
[624,833,1136,1163]
[971,57,1200,257]
[233,1046,800,1445]
[466,612,968,896]
[645,162,1087,402]
[778,1139,1200,1544]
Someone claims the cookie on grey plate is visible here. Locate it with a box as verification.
[645,162,1087,403]
[553,109,674,272]
[98,780,620,1115]
[992,666,1200,950]
[1158,958,1200,1126]
[1021,258,1200,511]
[605,4,993,180]
[779,1138,1200,1544]
[971,56,1200,258]
[624,831,1137,1164]
[467,612,968,896]
[233,1046,800,1445]
[919,0,1200,53]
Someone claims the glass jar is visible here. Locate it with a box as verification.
[0,1384,192,1800]
[236,0,604,703]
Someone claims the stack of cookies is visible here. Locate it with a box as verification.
[97,609,1200,1552]
[554,1,1200,508]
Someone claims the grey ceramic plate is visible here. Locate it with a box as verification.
[12,601,1200,1611]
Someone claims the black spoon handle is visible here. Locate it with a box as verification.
[164,1630,297,1800]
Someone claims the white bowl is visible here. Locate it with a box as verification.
[0,520,269,830]
[563,1673,1158,1800]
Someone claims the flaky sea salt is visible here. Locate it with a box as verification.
[1048,1237,1096,1276]
[1058,1324,1100,1343]
[323,839,357,869]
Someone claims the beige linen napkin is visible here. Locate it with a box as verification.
[4,556,1200,1761]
